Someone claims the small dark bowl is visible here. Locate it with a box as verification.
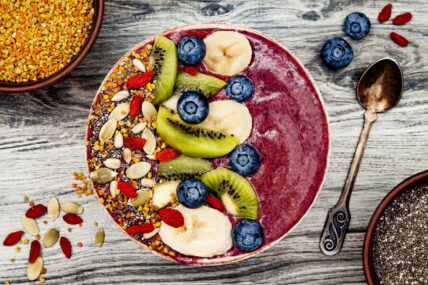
[363,170,428,284]
[0,0,104,93]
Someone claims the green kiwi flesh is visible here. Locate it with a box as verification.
[201,167,259,219]
[174,72,226,97]
[156,106,238,158]
[158,155,212,180]
[150,35,178,105]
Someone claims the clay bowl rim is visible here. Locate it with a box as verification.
[363,169,428,284]
[0,0,104,93]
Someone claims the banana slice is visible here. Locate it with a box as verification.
[159,205,232,258]
[203,31,252,76]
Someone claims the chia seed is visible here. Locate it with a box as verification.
[372,183,428,285]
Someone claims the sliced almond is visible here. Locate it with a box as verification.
[141,178,155,188]
[110,181,118,198]
[21,215,39,236]
[143,227,160,239]
[126,162,151,179]
[95,228,105,247]
[141,128,156,155]
[142,101,157,122]
[27,256,43,281]
[132,58,146,72]
[43,228,59,248]
[90,167,117,184]
[132,122,147,134]
[114,131,123,148]
[111,90,130,102]
[123,148,132,164]
[60,202,83,215]
[129,189,152,207]
[99,119,117,142]
[48,197,59,221]
[104,158,121,169]
[109,102,130,121]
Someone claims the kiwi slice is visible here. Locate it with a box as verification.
[158,155,212,180]
[156,106,238,158]
[174,72,226,98]
[201,167,258,219]
[149,35,178,105]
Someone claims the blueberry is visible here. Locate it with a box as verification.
[177,91,209,124]
[232,220,264,251]
[344,12,371,40]
[177,36,206,66]
[226,76,254,102]
[177,178,208,208]
[229,144,261,176]
[321,37,353,70]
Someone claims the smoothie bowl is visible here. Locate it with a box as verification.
[85,23,329,264]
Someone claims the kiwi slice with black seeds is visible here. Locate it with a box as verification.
[158,155,212,181]
[174,72,226,98]
[156,106,238,158]
[201,167,259,219]
[149,35,178,105]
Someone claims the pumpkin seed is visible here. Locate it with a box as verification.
[60,202,83,215]
[143,227,160,239]
[141,178,155,188]
[90,168,117,184]
[48,197,59,221]
[27,256,43,281]
[99,119,117,142]
[110,181,118,198]
[132,122,147,134]
[133,58,146,72]
[123,148,132,164]
[142,101,157,122]
[95,228,105,247]
[141,128,156,155]
[111,90,130,102]
[21,215,39,236]
[43,228,59,248]
[104,158,121,169]
[129,189,152,206]
[109,102,130,121]
[126,162,151,179]
[114,131,123,148]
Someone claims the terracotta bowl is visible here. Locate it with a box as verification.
[363,170,428,284]
[0,0,104,93]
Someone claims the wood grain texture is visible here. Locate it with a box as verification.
[1,0,427,284]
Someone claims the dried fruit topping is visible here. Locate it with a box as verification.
[127,71,154,89]
[158,208,184,228]
[206,194,225,211]
[63,214,83,225]
[130,95,143,118]
[390,32,409,47]
[118,181,137,198]
[183,64,200,76]
[26,204,47,219]
[59,237,72,259]
[29,240,41,263]
[126,223,155,234]
[3,231,24,246]
[155,148,180,162]
[392,12,412,25]
[124,136,147,150]
[378,3,392,23]
[184,30,209,38]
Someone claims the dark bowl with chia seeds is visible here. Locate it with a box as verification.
[363,170,428,285]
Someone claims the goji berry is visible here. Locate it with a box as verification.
[206,195,224,211]
[378,3,392,23]
[130,95,143,118]
[25,204,47,219]
[63,214,83,225]
[183,64,200,76]
[158,208,184,228]
[185,30,209,38]
[127,71,154,89]
[29,240,41,264]
[126,224,154,234]
[392,12,412,25]
[124,136,146,150]
[3,231,24,246]
[59,237,72,259]
[118,181,137,198]
[155,148,180,162]
[390,32,408,47]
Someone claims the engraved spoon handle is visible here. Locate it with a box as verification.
[320,110,377,255]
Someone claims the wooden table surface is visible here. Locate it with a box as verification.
[1,0,427,284]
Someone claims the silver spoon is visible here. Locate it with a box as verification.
[320,57,403,255]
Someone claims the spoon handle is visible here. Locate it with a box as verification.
[320,110,377,255]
